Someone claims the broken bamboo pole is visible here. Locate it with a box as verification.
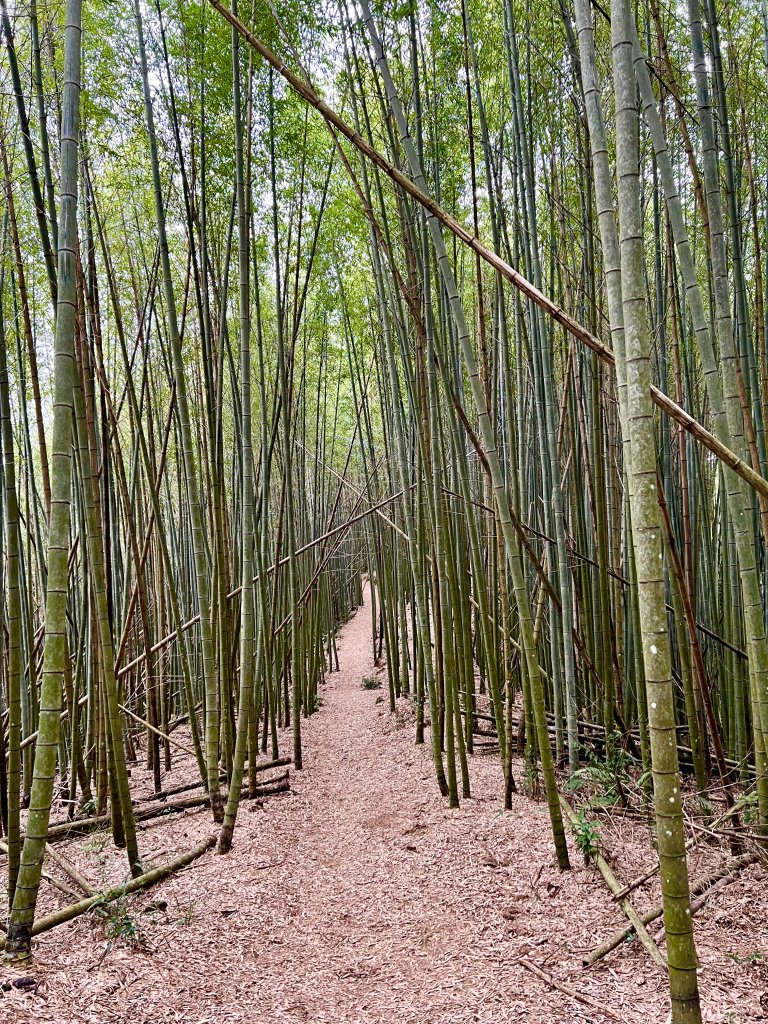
[518,958,629,1023]
[559,796,666,969]
[42,774,290,840]
[585,853,758,966]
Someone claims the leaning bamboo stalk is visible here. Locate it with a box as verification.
[0,208,22,910]
[0,0,58,306]
[218,0,257,852]
[117,703,199,761]
[72,318,141,872]
[205,0,768,504]
[0,131,51,518]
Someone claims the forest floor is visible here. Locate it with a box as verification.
[2,585,768,1024]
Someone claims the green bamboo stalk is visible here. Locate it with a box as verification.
[611,2,701,1017]
[5,0,82,959]
[133,0,221,822]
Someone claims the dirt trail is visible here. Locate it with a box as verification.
[2,586,761,1023]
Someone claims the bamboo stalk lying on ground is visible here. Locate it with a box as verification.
[39,774,290,840]
[518,957,629,1023]
[469,701,746,778]
[0,836,216,951]
[128,779,291,822]
[611,850,689,903]
[559,796,667,969]
[43,843,96,896]
[135,757,292,803]
[585,853,759,966]
[0,842,81,903]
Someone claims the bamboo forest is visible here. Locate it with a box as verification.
[2,0,768,1020]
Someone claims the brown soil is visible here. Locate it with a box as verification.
[2,585,767,1023]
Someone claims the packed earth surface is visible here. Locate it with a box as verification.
[2,587,767,1024]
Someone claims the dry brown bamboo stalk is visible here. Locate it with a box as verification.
[585,853,758,966]
[204,0,768,504]
[559,796,667,969]
[40,775,290,840]
[44,843,96,896]
[0,842,82,903]
[118,701,199,760]
[135,757,292,803]
[518,958,630,1022]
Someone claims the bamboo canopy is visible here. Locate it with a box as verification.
[1,1,768,1021]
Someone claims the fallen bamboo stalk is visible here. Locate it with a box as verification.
[40,868,81,901]
[43,774,290,840]
[0,836,216,952]
[135,757,293,803]
[44,842,96,896]
[466,701,744,777]
[39,870,82,902]
[0,842,81,903]
[559,796,666,969]
[130,778,291,821]
[585,853,758,966]
[611,838,697,902]
[654,867,756,944]
[518,957,629,1023]
[612,862,664,903]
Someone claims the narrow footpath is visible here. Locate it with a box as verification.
[4,587,724,1023]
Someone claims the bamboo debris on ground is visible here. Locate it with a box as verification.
[559,796,667,969]
[463,701,733,779]
[518,957,632,1023]
[43,844,96,896]
[0,837,216,951]
[134,757,293,803]
[38,774,291,840]
[585,853,759,966]
[0,842,83,904]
